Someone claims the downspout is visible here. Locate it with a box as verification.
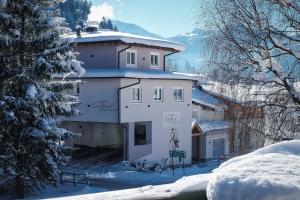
[118,79,140,161]
[117,78,141,124]
[118,45,133,69]
[163,51,177,71]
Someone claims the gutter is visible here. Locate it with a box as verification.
[117,78,141,124]
[163,51,177,71]
[118,45,133,69]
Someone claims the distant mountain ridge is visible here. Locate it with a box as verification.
[112,20,163,39]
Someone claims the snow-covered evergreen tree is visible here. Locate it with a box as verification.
[99,17,108,29]
[107,19,114,30]
[0,0,85,198]
[59,0,91,31]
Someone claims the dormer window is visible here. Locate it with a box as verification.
[150,52,160,68]
[126,49,137,67]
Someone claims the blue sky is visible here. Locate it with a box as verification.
[89,0,200,37]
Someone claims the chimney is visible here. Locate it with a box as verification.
[76,25,81,38]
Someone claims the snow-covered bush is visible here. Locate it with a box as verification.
[207,140,300,200]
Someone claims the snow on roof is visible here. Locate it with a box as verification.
[202,81,265,105]
[192,88,225,109]
[66,30,185,51]
[81,68,198,80]
[173,72,205,78]
[207,140,300,200]
[194,120,230,132]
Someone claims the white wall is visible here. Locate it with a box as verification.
[66,78,121,123]
[204,130,229,159]
[64,77,193,163]
[118,45,166,70]
[126,122,152,160]
[120,78,193,164]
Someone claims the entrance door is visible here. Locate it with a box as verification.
[213,138,225,157]
[192,136,200,162]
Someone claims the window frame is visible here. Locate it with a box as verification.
[150,52,160,68]
[131,86,142,103]
[173,86,184,102]
[154,86,163,102]
[126,49,137,67]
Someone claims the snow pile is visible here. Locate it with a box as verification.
[207,140,300,200]
[47,174,210,200]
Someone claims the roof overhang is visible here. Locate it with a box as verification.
[66,31,186,52]
[64,68,199,81]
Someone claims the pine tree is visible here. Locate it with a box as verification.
[99,17,107,29]
[107,19,113,30]
[59,0,91,31]
[0,0,85,198]
[113,25,119,32]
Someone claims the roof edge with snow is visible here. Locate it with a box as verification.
[72,68,198,81]
[66,31,185,52]
[192,119,231,132]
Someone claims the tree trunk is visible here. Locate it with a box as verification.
[15,175,24,199]
[15,153,25,199]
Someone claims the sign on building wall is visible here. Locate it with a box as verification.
[163,112,182,127]
[91,100,117,112]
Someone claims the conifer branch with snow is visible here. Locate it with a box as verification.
[0,0,85,198]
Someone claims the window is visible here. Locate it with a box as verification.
[173,87,184,102]
[154,87,163,102]
[132,86,142,103]
[134,122,152,146]
[126,50,137,67]
[134,124,147,145]
[150,52,159,68]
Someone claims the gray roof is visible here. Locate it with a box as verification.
[192,88,225,109]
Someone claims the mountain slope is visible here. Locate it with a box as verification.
[167,28,210,73]
[112,20,163,39]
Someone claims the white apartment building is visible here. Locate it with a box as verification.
[62,28,197,164]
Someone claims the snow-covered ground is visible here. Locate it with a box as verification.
[26,184,106,200]
[46,174,210,200]
[42,140,300,200]
[207,140,300,200]
[26,162,217,199]
[86,162,217,186]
